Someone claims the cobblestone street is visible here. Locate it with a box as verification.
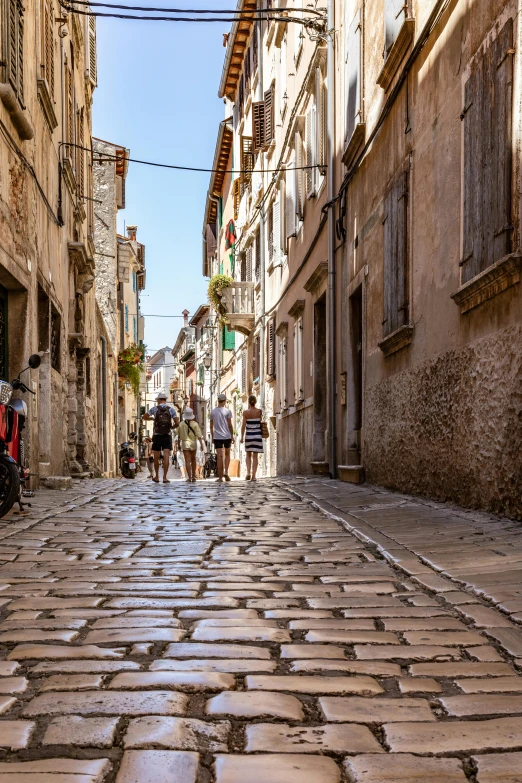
[0,476,521,782]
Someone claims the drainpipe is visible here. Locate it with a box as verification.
[327,0,337,479]
[257,18,267,474]
[100,336,108,473]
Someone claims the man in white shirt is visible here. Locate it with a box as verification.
[210,393,234,483]
[142,392,179,483]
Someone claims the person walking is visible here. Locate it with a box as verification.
[178,408,205,483]
[142,392,179,483]
[241,395,264,481]
[143,436,154,479]
[210,393,234,483]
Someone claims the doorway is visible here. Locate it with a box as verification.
[312,295,327,463]
[0,285,8,381]
[348,285,363,463]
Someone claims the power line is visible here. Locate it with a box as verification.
[70,142,323,174]
[68,1,325,17]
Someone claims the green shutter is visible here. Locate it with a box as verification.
[219,261,224,275]
[222,326,235,351]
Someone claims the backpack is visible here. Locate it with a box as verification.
[154,405,172,435]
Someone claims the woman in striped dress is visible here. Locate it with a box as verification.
[241,395,264,481]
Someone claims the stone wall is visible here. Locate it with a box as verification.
[93,140,118,350]
[364,326,522,520]
[277,405,314,476]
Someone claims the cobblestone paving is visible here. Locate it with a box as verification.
[0,476,521,782]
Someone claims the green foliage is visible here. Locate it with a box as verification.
[207,274,234,318]
[118,343,145,397]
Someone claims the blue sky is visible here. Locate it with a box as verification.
[92,4,230,354]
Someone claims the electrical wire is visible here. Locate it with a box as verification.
[67,1,325,17]
[68,142,323,173]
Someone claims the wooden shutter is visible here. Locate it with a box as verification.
[253,334,260,382]
[66,63,74,158]
[264,86,274,145]
[253,101,265,152]
[273,197,281,263]
[240,136,254,190]
[255,229,261,279]
[87,14,97,86]
[246,245,253,281]
[286,158,296,238]
[385,0,406,54]
[383,171,408,337]
[267,318,276,378]
[461,19,513,283]
[233,178,241,220]
[252,24,258,71]
[77,110,85,197]
[345,9,362,144]
[241,348,247,392]
[245,44,251,89]
[41,0,54,95]
[268,204,274,264]
[222,326,235,351]
[7,0,24,101]
[305,108,314,197]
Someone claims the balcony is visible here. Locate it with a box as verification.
[222,282,255,335]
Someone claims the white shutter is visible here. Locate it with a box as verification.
[286,157,296,238]
[272,197,281,264]
[305,108,314,197]
[86,15,97,87]
[293,321,298,402]
[315,68,325,186]
[295,131,304,220]
[345,9,362,144]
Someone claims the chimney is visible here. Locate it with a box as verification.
[182,309,189,327]
[127,225,137,241]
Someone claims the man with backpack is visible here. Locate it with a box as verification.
[142,392,179,483]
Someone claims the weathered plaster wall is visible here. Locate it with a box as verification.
[277,405,314,475]
[364,326,522,520]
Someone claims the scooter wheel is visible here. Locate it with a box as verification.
[0,456,20,518]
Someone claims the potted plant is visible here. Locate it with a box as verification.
[118,343,145,396]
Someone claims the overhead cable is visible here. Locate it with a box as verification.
[67,1,325,17]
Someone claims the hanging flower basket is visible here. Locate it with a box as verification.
[118,343,145,396]
[208,274,234,319]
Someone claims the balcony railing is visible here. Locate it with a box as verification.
[222,282,255,335]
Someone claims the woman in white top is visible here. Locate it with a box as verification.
[178,408,205,482]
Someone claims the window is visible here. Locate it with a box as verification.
[76,108,85,197]
[188,379,194,397]
[293,315,303,401]
[85,355,91,398]
[222,326,235,352]
[384,0,407,55]
[241,347,247,392]
[253,333,261,384]
[233,178,241,221]
[133,315,137,343]
[295,130,305,221]
[132,270,137,292]
[345,8,362,145]
[40,0,54,95]
[2,0,24,105]
[240,136,254,194]
[382,171,409,337]
[278,336,287,410]
[246,245,253,281]
[267,318,276,378]
[461,20,513,283]
[268,197,281,266]
[305,106,316,198]
[285,156,296,240]
[124,304,129,333]
[50,305,61,372]
[86,14,97,86]
[255,229,261,280]
[253,85,275,152]
[65,58,74,160]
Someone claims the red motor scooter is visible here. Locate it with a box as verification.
[0,354,41,518]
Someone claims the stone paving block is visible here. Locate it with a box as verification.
[409,662,514,677]
[109,671,235,691]
[39,674,105,691]
[472,751,522,783]
[457,605,514,627]
[320,696,435,723]
[264,610,333,618]
[164,643,271,659]
[308,596,402,608]
[354,644,462,661]
[456,677,522,693]
[0,677,27,694]
[191,626,291,643]
[23,690,189,716]
[178,609,259,619]
[150,658,277,673]
[115,750,199,783]
[124,716,230,751]
[468,645,505,661]
[30,660,139,674]
[91,617,181,628]
[206,691,304,720]
[398,677,442,693]
[486,628,522,657]
[0,758,111,781]
[305,630,399,644]
[343,607,452,618]
[245,722,383,753]
[0,629,80,643]
[0,661,19,675]
[7,597,103,610]
[42,715,119,747]
[384,716,522,753]
[82,628,185,644]
[343,754,468,782]
[382,617,468,631]
[105,596,239,608]
[402,630,485,646]
[0,696,16,714]
[246,674,383,695]
[8,644,125,660]
[0,721,36,749]
[214,754,341,783]
[289,619,376,630]
[290,660,401,676]
[439,694,522,716]
[280,644,347,659]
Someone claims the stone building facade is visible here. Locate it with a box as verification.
[203,0,522,518]
[0,1,103,481]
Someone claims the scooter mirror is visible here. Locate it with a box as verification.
[28,354,42,370]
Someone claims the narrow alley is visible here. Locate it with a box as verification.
[0,476,521,782]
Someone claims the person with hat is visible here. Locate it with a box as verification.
[210,393,234,483]
[142,392,179,483]
[178,408,205,482]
